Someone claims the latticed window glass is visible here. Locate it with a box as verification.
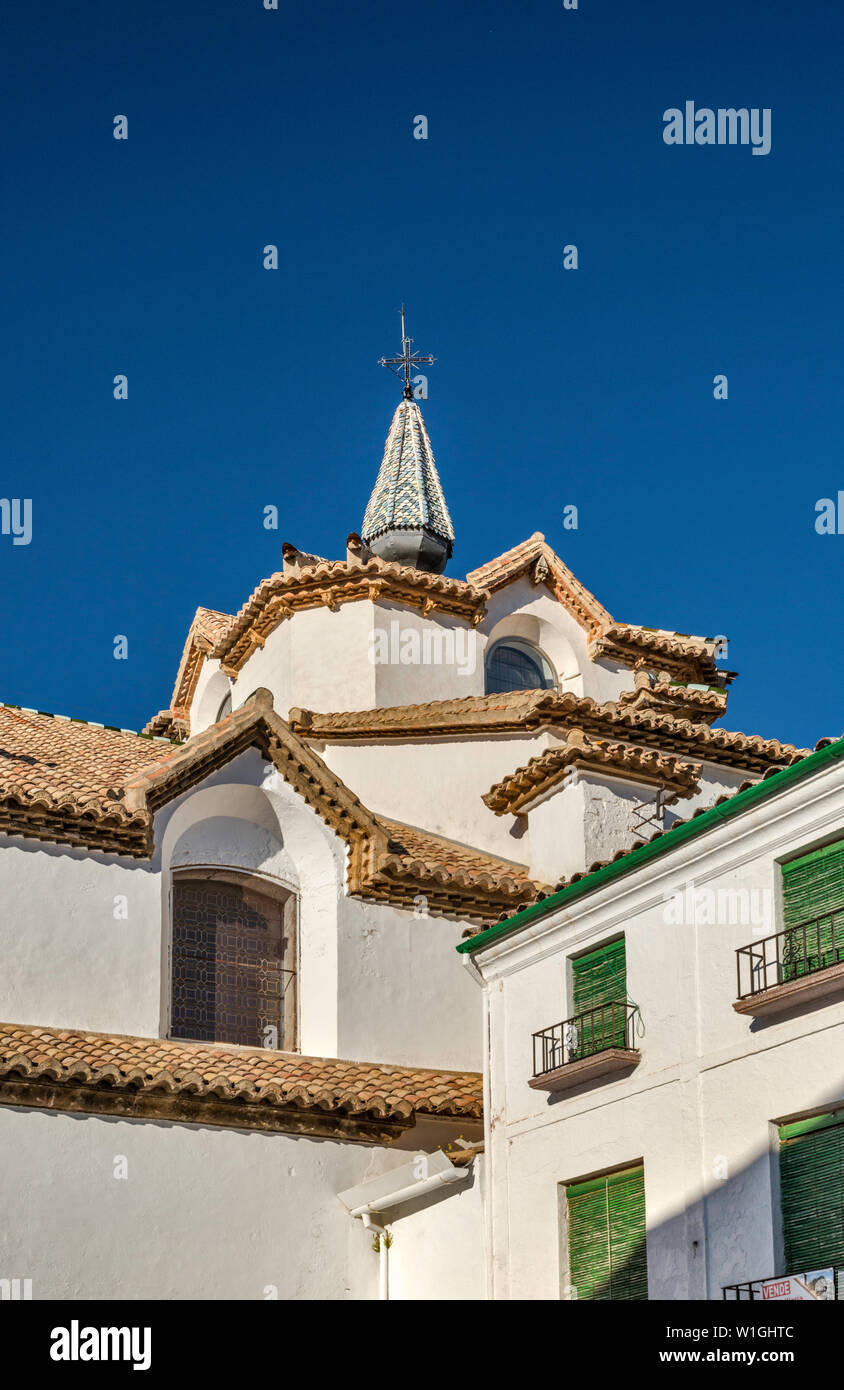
[171,875,296,1050]
[485,639,555,695]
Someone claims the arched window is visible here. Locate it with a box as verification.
[216,691,232,721]
[170,872,297,1051]
[485,638,556,695]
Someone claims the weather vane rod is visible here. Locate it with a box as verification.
[378,305,436,399]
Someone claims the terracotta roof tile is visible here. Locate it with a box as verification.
[0,705,175,852]
[291,691,807,772]
[483,732,702,815]
[379,818,540,894]
[0,1023,483,1132]
[0,695,536,920]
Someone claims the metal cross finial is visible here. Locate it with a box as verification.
[378,305,436,399]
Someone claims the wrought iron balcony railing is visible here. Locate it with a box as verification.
[735,912,844,1000]
[532,1001,636,1078]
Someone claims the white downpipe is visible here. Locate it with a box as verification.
[346,1164,468,1217]
[338,1151,472,1301]
[362,1212,390,1301]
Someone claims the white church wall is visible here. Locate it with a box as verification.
[674,761,752,821]
[321,734,551,865]
[370,603,485,706]
[0,835,161,1038]
[232,604,374,721]
[525,778,587,884]
[337,896,482,1071]
[469,752,844,1300]
[0,1103,419,1300]
[191,660,233,734]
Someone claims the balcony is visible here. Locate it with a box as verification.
[529,1002,640,1093]
[734,913,844,1018]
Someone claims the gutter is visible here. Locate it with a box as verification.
[458,734,844,957]
[337,1151,471,1301]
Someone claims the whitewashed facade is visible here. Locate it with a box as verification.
[462,741,844,1300]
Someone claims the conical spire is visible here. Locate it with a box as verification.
[361,311,454,574]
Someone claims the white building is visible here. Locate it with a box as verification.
[461,736,844,1301]
[0,326,814,1299]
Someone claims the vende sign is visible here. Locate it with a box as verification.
[761,1269,835,1301]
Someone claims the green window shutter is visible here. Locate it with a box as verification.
[567,1179,611,1301]
[572,938,627,1052]
[781,842,844,979]
[567,1165,648,1301]
[779,1113,844,1274]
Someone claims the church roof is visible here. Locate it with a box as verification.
[289,690,808,773]
[361,398,454,550]
[0,694,540,920]
[0,704,174,855]
[0,1022,483,1142]
[482,732,703,815]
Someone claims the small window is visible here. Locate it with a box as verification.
[171,873,297,1050]
[216,691,233,721]
[485,639,555,695]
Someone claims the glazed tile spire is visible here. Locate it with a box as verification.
[362,310,454,574]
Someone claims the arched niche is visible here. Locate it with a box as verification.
[191,667,234,734]
[484,613,582,695]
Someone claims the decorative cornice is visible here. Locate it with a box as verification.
[590,624,732,685]
[168,607,235,721]
[466,533,612,641]
[483,730,702,815]
[617,677,728,725]
[289,690,807,774]
[212,559,488,677]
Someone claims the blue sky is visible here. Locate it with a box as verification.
[1,0,841,748]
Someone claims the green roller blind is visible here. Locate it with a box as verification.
[781,843,844,978]
[572,938,627,1052]
[567,1165,648,1301]
[779,1112,844,1274]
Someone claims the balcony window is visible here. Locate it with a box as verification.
[531,938,639,1092]
[735,841,844,1015]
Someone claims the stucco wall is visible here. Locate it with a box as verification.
[0,837,161,1037]
[321,734,550,864]
[386,1158,486,1301]
[337,896,481,1071]
[0,1104,451,1300]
